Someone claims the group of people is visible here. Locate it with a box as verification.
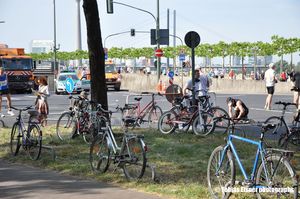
[0,67,50,126]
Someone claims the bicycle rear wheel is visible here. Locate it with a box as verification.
[122,137,146,180]
[264,116,289,149]
[10,123,21,156]
[207,145,235,199]
[192,112,215,136]
[209,107,230,134]
[158,110,177,134]
[27,124,42,160]
[89,135,110,173]
[56,112,76,141]
[256,154,298,199]
[148,105,163,129]
[282,132,300,152]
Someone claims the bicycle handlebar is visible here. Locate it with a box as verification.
[10,105,34,112]
[141,91,163,96]
[274,101,296,107]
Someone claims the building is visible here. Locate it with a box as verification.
[31,40,53,54]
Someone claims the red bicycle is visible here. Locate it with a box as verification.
[122,92,163,129]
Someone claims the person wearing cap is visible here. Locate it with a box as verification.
[183,66,210,97]
[226,97,249,120]
[264,63,277,110]
[0,67,14,117]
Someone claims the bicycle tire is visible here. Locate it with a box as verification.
[27,124,42,160]
[207,145,235,199]
[56,112,77,141]
[282,132,300,152]
[264,116,289,149]
[192,112,215,136]
[208,107,230,134]
[10,123,21,156]
[158,110,177,134]
[148,105,163,129]
[122,137,146,180]
[256,154,298,199]
[89,134,110,173]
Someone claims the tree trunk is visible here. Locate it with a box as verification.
[82,0,108,109]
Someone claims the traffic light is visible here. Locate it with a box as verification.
[130,29,135,36]
[106,0,113,14]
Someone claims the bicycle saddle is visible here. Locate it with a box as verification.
[261,123,276,131]
[134,97,142,101]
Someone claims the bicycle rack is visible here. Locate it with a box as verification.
[146,163,159,182]
[41,145,56,161]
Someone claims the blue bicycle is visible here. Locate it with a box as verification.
[207,117,298,199]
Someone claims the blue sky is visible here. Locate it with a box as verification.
[0,0,299,62]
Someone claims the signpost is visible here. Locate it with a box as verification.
[65,78,75,94]
[184,31,201,104]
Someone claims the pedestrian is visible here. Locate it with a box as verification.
[184,66,210,97]
[291,66,300,109]
[0,67,14,117]
[264,63,277,110]
[226,97,249,120]
[35,76,50,126]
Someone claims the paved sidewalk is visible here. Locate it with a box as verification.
[0,159,163,199]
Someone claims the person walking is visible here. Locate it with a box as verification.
[0,67,14,117]
[264,63,277,110]
[35,76,50,126]
[290,66,300,109]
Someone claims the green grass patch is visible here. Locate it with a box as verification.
[0,126,298,199]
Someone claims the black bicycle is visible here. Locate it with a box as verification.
[10,106,42,160]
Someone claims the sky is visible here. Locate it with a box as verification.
[0,0,300,63]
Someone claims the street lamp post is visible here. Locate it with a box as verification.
[53,0,60,76]
[0,21,5,23]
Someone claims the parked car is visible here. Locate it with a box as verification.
[54,72,82,94]
[80,74,90,91]
[105,64,122,91]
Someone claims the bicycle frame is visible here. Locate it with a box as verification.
[218,134,270,185]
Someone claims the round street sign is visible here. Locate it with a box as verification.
[184,31,201,48]
[65,78,75,93]
[155,48,163,57]
[168,71,174,78]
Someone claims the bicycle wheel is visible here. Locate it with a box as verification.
[209,107,230,134]
[282,132,300,152]
[10,123,21,156]
[158,110,177,134]
[26,124,42,160]
[264,116,289,148]
[148,105,163,129]
[122,137,146,180]
[192,112,215,136]
[89,135,110,173]
[56,112,77,141]
[256,154,298,199]
[207,145,235,199]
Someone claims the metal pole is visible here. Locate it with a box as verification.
[156,0,160,82]
[0,21,5,23]
[173,10,176,69]
[76,0,82,68]
[53,0,57,76]
[191,47,195,104]
[167,9,169,71]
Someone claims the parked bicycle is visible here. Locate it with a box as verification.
[158,89,229,136]
[56,96,93,144]
[122,92,163,129]
[89,104,147,180]
[10,105,42,160]
[207,116,298,199]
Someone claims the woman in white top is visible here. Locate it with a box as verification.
[264,63,277,110]
[36,76,50,126]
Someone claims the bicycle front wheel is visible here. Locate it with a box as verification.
[89,135,110,173]
[256,154,298,199]
[148,105,163,129]
[27,124,42,160]
[122,137,146,180]
[264,116,289,148]
[10,123,21,156]
[158,110,177,134]
[192,112,215,136]
[207,145,235,199]
[56,112,76,141]
[209,107,230,134]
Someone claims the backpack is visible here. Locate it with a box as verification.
[293,72,300,91]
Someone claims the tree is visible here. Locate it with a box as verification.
[83,0,108,109]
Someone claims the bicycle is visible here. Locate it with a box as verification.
[122,92,163,129]
[264,101,297,149]
[56,96,93,144]
[10,105,42,160]
[89,104,147,180]
[207,116,298,199]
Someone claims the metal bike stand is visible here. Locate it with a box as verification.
[146,163,159,182]
[0,119,6,128]
[41,145,56,161]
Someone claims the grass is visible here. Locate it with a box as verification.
[0,126,299,199]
